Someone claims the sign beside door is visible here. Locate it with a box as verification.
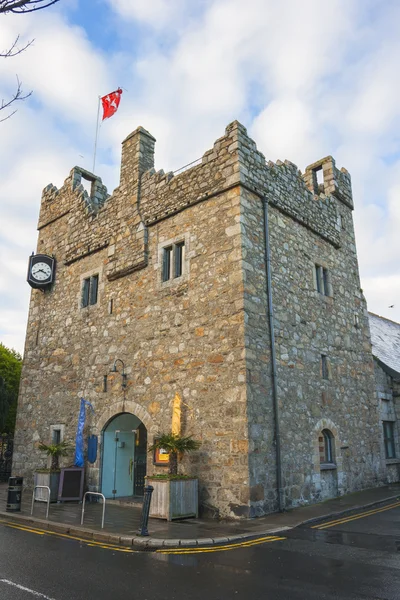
[153,440,170,466]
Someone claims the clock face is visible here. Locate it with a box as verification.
[31,261,52,281]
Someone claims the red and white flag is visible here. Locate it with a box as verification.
[101,88,123,120]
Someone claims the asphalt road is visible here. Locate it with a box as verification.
[0,502,399,600]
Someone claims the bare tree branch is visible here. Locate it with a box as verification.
[0,75,32,122]
[0,0,59,123]
[0,34,33,57]
[0,1,60,121]
[0,0,60,13]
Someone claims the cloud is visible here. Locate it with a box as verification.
[2,0,400,353]
[0,12,111,127]
[362,274,400,325]
[108,0,204,29]
[0,7,116,353]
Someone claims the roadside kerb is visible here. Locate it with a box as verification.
[0,490,399,551]
[0,508,291,550]
[298,492,400,528]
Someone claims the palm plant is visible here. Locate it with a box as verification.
[149,433,201,475]
[38,440,71,472]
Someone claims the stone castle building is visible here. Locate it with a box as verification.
[13,121,395,518]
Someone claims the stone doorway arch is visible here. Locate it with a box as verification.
[94,400,156,438]
[97,401,156,499]
[312,418,344,499]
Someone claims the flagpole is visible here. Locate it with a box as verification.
[92,96,101,173]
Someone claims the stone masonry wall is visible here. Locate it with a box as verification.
[374,361,400,483]
[14,175,250,517]
[241,183,384,512]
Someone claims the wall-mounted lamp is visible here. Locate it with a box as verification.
[110,358,127,389]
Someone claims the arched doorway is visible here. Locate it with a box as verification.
[101,413,147,499]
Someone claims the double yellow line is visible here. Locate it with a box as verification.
[312,499,400,530]
[0,518,138,553]
[0,517,286,555]
[157,534,286,555]
[3,498,397,555]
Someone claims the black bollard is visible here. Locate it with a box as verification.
[138,485,154,536]
[6,476,23,512]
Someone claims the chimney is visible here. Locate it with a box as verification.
[120,126,156,197]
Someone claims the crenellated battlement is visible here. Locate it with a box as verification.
[303,156,353,209]
[139,121,349,248]
[38,167,110,230]
[71,167,110,215]
[36,120,354,277]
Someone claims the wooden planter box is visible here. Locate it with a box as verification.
[34,472,60,503]
[147,477,198,521]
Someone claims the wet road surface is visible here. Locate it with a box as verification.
[0,501,399,599]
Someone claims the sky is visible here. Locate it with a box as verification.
[1,0,400,354]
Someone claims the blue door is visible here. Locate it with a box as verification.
[115,430,135,497]
[101,413,142,499]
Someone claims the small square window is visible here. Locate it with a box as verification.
[162,241,185,282]
[50,424,64,445]
[383,421,396,459]
[81,275,99,307]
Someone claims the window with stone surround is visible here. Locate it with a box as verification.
[383,421,396,459]
[162,240,185,282]
[81,274,99,307]
[50,424,64,443]
[319,429,335,464]
[314,264,332,296]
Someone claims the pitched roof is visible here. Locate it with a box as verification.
[368,312,400,379]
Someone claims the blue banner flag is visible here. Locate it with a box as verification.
[87,435,98,464]
[74,398,95,468]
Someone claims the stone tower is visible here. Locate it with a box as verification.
[13,121,385,518]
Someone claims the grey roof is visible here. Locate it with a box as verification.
[368,312,400,378]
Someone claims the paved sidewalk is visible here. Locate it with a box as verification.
[0,482,399,550]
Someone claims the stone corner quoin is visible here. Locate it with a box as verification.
[13,119,394,520]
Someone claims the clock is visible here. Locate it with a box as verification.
[27,253,56,289]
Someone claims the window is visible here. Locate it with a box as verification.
[81,274,98,307]
[312,167,324,194]
[162,241,185,282]
[175,241,185,278]
[383,421,396,459]
[50,424,64,445]
[162,246,172,281]
[319,429,335,464]
[52,429,61,444]
[315,264,331,296]
[321,355,329,380]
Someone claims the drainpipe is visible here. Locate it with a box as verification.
[262,198,284,512]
